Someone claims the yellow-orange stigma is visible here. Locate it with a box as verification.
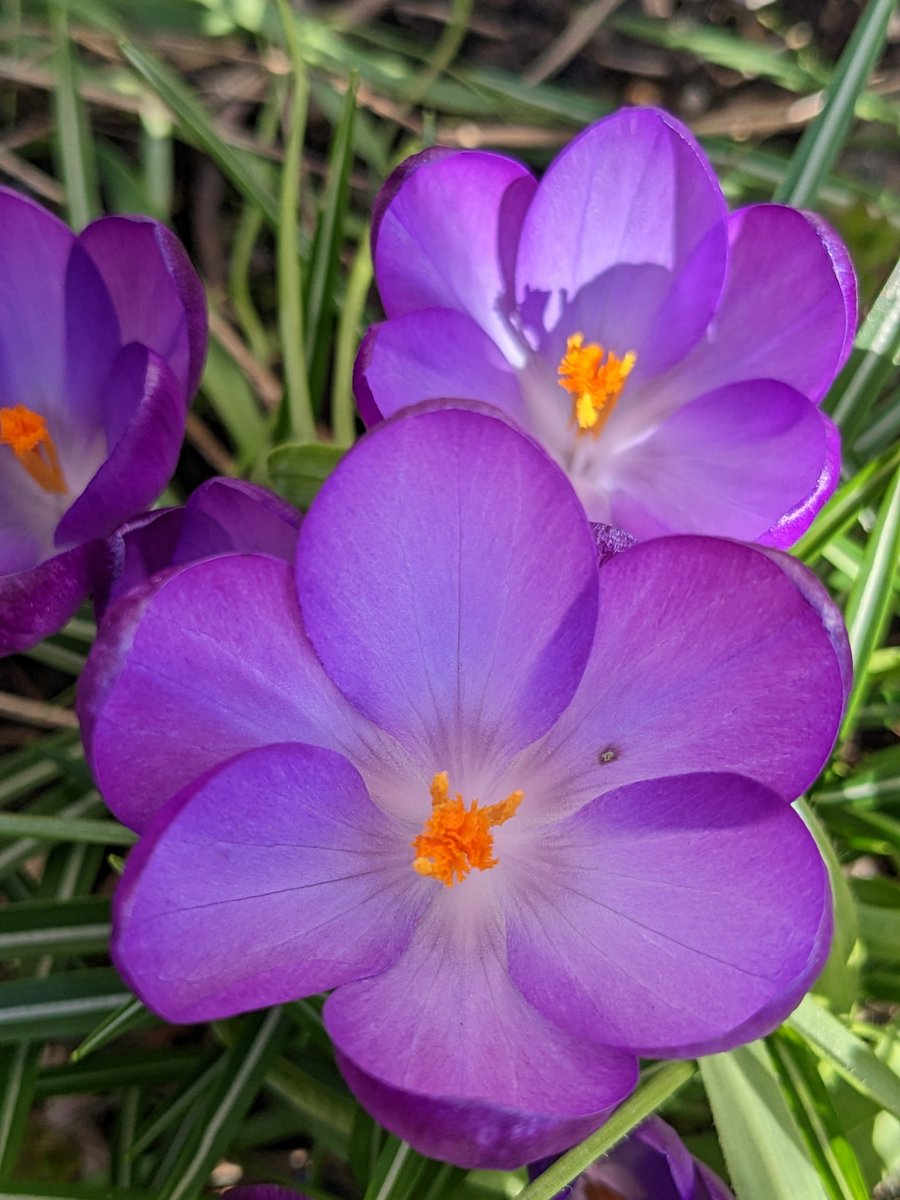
[412,771,523,887]
[0,405,67,494]
[557,333,636,438]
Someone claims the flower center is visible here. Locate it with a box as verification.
[557,333,636,439]
[0,405,68,494]
[412,771,523,887]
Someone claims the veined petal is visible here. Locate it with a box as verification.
[354,309,526,428]
[607,381,838,544]
[78,215,208,399]
[0,542,94,655]
[296,406,598,769]
[78,553,382,831]
[515,108,728,378]
[373,149,536,362]
[519,536,848,814]
[55,346,185,548]
[663,205,857,404]
[507,773,830,1056]
[113,743,417,1024]
[326,904,637,1169]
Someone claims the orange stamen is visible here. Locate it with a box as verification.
[558,333,636,438]
[0,405,67,494]
[412,771,523,887]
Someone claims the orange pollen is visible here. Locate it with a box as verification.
[557,333,636,438]
[412,771,523,888]
[0,405,67,494]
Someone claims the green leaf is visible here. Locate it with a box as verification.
[840,463,900,736]
[332,230,371,448]
[0,811,137,846]
[788,995,900,1120]
[516,1061,695,1200]
[0,969,130,1044]
[69,995,155,1063]
[774,0,896,207]
[267,441,345,508]
[362,1136,466,1200]
[794,443,900,565]
[50,7,99,228]
[0,896,109,960]
[0,1042,40,1176]
[700,1042,829,1200]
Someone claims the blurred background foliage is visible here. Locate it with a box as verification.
[0,1,899,1197]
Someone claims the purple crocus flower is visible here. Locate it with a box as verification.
[354,107,856,545]
[95,477,301,617]
[79,405,849,1169]
[531,1117,733,1200]
[0,188,206,654]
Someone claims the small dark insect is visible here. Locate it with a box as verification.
[598,746,618,764]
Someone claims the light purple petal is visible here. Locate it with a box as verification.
[0,542,94,655]
[78,215,208,398]
[515,109,728,378]
[663,205,857,404]
[297,405,598,766]
[521,536,847,814]
[607,381,838,543]
[326,904,637,1169]
[0,189,73,415]
[757,415,841,549]
[78,553,378,831]
[354,309,526,428]
[507,772,830,1056]
[373,149,536,361]
[113,743,417,1024]
[55,346,185,547]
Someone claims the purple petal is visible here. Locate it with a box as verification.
[97,478,301,616]
[354,309,526,428]
[78,215,208,398]
[607,381,838,543]
[113,743,416,1024]
[297,405,598,765]
[515,109,728,378]
[373,149,536,361]
[522,536,848,813]
[0,189,73,414]
[664,205,857,404]
[55,346,185,548]
[326,905,637,1169]
[61,240,121,433]
[78,553,377,831]
[507,772,830,1056]
[0,542,94,655]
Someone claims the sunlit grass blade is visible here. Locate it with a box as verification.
[120,41,280,229]
[700,1042,829,1200]
[794,443,900,565]
[827,257,900,443]
[516,1061,695,1200]
[267,441,346,508]
[332,229,372,448]
[774,0,895,207]
[787,995,900,1120]
[840,463,900,737]
[50,7,99,229]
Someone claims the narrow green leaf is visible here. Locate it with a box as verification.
[332,229,372,448]
[794,443,900,565]
[51,7,99,228]
[798,800,860,1014]
[700,1042,829,1200]
[69,995,155,1063]
[840,464,900,736]
[262,1055,354,1157]
[120,41,280,229]
[36,1048,202,1098]
[362,1136,466,1200]
[828,257,900,440]
[0,896,109,959]
[129,1052,226,1159]
[516,1061,695,1200]
[0,1042,40,1176]
[774,0,896,207]
[0,811,137,846]
[0,969,129,1044]
[267,441,345,509]
[788,995,900,1120]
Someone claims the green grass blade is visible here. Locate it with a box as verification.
[516,1062,695,1200]
[794,443,900,565]
[0,811,137,846]
[120,41,280,229]
[700,1042,829,1200]
[787,995,900,1120]
[0,896,109,959]
[840,463,900,736]
[267,441,345,508]
[51,7,99,228]
[69,996,155,1063]
[774,0,896,207]
[332,229,372,448]
[827,257,900,441]
[0,1043,41,1177]
[0,969,129,1044]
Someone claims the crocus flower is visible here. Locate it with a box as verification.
[354,108,856,545]
[530,1116,732,1200]
[95,477,301,617]
[79,404,849,1169]
[0,187,206,654]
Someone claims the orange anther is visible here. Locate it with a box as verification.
[558,334,636,438]
[0,405,68,494]
[412,772,523,887]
